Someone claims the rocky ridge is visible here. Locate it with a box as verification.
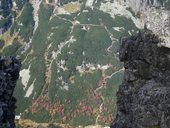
[111,29,170,128]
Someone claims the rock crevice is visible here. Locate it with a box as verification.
[111,29,170,128]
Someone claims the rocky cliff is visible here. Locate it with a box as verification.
[0,57,21,128]
[124,0,170,48]
[111,29,170,128]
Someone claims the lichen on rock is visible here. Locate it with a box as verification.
[111,29,170,128]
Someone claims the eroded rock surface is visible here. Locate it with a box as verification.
[0,57,21,128]
[125,0,170,48]
[111,29,170,128]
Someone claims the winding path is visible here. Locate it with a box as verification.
[94,67,124,124]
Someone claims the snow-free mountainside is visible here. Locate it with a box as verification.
[0,0,170,127]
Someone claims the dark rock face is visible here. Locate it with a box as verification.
[111,29,170,128]
[0,0,13,34]
[0,57,21,128]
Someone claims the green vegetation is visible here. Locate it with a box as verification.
[15,0,27,10]
[0,39,5,49]
[26,3,53,98]
[0,18,10,29]
[22,109,51,123]
[13,2,126,126]
[15,3,53,114]
[2,39,21,56]
[110,15,139,39]
[14,80,28,114]
[0,0,145,126]
[46,6,129,125]
[102,72,123,117]
[59,25,112,66]
[69,114,95,126]
[60,0,78,5]
[48,124,63,128]
[77,8,116,30]
[15,2,34,42]
[112,15,138,30]
[165,0,170,10]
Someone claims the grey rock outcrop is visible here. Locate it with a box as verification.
[111,29,170,128]
[144,8,170,48]
[126,0,163,13]
[0,57,21,128]
[124,0,170,48]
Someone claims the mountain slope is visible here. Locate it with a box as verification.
[0,0,169,127]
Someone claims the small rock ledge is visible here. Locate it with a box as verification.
[0,57,21,128]
[111,29,170,128]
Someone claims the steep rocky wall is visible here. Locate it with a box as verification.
[111,29,170,128]
[0,57,21,127]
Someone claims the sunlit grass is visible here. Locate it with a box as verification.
[64,2,80,13]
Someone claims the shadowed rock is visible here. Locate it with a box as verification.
[111,29,170,128]
[0,57,21,128]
